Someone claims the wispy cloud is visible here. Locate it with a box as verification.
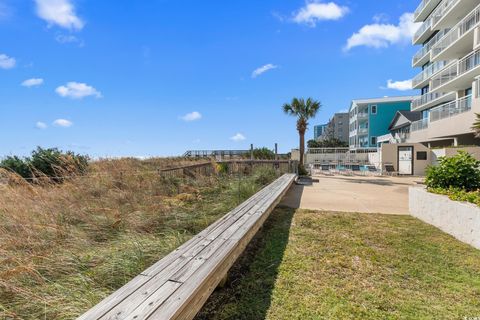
[56,82,102,99]
[53,119,73,127]
[384,79,413,91]
[0,2,12,21]
[293,1,349,27]
[0,53,15,69]
[344,13,420,51]
[230,133,246,142]
[252,64,278,78]
[36,121,48,129]
[34,0,84,31]
[22,78,44,87]
[55,34,84,46]
[181,111,202,122]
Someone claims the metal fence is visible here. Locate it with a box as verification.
[305,148,378,167]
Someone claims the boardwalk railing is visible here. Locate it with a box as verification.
[160,160,299,178]
[77,173,296,320]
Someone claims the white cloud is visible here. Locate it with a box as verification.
[385,79,413,91]
[252,64,278,78]
[181,111,202,122]
[344,13,420,51]
[53,119,73,127]
[230,133,246,142]
[0,2,12,20]
[55,34,84,46]
[35,0,84,30]
[0,53,15,69]
[293,1,349,27]
[56,82,102,99]
[22,78,44,87]
[36,122,48,129]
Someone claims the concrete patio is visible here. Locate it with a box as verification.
[281,175,422,215]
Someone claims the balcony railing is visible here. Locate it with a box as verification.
[411,119,429,132]
[431,0,459,26]
[412,29,449,65]
[357,113,368,119]
[414,0,430,20]
[358,127,368,135]
[432,4,480,58]
[412,60,449,87]
[413,16,433,43]
[430,95,472,122]
[431,49,480,90]
[412,91,448,109]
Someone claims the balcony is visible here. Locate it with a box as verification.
[430,95,472,122]
[413,16,434,45]
[412,29,449,67]
[431,4,480,61]
[412,60,450,88]
[414,0,442,23]
[358,127,368,135]
[411,119,429,132]
[357,112,368,120]
[411,91,456,111]
[431,0,459,27]
[431,49,480,93]
[432,0,480,30]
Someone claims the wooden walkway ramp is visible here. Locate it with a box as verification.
[78,173,296,320]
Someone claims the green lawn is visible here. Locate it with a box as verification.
[196,208,480,320]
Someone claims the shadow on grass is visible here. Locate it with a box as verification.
[194,205,296,320]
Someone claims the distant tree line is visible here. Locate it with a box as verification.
[0,147,89,182]
[307,138,348,148]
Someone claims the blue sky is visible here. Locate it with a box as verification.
[0,0,421,157]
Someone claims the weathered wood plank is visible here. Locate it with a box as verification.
[77,174,295,320]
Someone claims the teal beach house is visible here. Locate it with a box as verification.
[349,96,417,149]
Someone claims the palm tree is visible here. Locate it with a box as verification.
[283,98,321,169]
[473,113,480,138]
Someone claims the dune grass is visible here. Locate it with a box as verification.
[0,158,278,320]
[197,209,480,320]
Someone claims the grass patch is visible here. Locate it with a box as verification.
[198,209,480,320]
[0,158,278,319]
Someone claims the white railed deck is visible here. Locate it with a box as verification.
[76,174,295,320]
[430,95,472,122]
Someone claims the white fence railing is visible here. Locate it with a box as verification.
[432,4,480,58]
[431,0,459,26]
[305,148,379,167]
[412,60,450,87]
[414,16,433,43]
[412,91,448,109]
[413,29,449,65]
[411,119,429,132]
[430,95,472,122]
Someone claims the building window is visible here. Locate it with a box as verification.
[371,105,377,114]
[417,151,428,160]
[371,137,377,145]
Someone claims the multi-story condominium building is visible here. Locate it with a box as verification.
[410,0,480,147]
[349,96,416,148]
[313,124,328,140]
[325,113,349,143]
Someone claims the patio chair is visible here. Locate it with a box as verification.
[384,164,398,176]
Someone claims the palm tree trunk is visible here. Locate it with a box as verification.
[299,130,305,166]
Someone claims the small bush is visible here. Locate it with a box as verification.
[253,167,277,186]
[425,151,480,191]
[243,148,276,160]
[0,147,90,182]
[429,187,480,207]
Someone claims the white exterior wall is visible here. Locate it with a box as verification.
[410,187,480,250]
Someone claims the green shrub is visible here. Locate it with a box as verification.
[0,147,89,182]
[0,156,32,179]
[425,151,480,191]
[429,187,480,207]
[253,167,277,186]
[243,148,276,160]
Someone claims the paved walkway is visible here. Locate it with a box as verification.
[281,175,422,215]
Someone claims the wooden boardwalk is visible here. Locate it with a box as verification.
[77,173,296,320]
